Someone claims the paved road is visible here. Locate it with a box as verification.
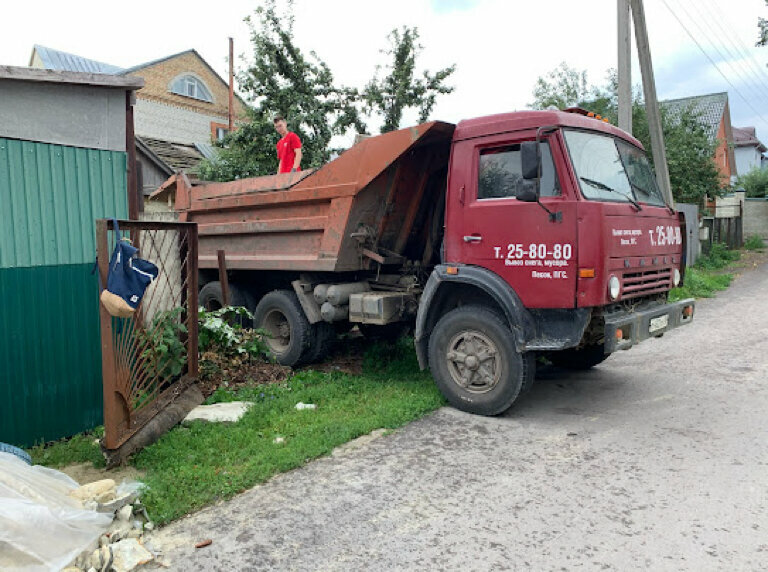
[149,262,768,571]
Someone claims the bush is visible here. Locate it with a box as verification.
[744,235,765,251]
[736,167,768,198]
[697,242,740,270]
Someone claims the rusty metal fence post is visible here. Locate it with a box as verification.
[96,219,199,451]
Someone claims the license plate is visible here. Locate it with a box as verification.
[649,315,669,333]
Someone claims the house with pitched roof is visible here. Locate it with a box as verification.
[29,45,248,198]
[732,126,767,176]
[660,91,736,182]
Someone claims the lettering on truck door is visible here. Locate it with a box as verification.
[454,135,579,309]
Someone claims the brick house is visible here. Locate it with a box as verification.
[661,92,737,183]
[29,45,248,196]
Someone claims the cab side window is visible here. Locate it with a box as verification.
[478,142,560,199]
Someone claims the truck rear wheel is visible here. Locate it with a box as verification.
[199,281,254,327]
[305,322,336,363]
[253,290,311,366]
[550,344,609,370]
[428,305,528,416]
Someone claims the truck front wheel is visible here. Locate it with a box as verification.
[253,290,311,366]
[428,306,529,416]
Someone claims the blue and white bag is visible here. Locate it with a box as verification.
[100,220,158,318]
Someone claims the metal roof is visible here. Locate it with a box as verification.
[661,92,728,143]
[32,44,124,75]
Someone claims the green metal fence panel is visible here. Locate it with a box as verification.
[0,265,103,445]
[0,137,127,269]
[0,137,128,446]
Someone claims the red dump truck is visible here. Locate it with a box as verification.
[174,109,695,415]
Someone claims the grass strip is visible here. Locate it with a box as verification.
[29,339,444,525]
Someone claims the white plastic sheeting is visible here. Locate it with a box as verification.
[0,452,112,571]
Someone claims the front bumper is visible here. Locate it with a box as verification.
[603,298,695,353]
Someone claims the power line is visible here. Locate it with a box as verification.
[681,0,768,105]
[659,0,768,131]
[701,0,768,91]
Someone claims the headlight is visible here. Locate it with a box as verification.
[609,275,621,300]
[673,268,681,287]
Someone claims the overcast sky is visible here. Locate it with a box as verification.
[4,0,768,141]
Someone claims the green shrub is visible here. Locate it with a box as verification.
[744,235,765,251]
[736,167,768,198]
[697,242,740,270]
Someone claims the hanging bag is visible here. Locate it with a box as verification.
[99,219,159,318]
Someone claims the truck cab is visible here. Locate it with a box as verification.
[414,110,694,414]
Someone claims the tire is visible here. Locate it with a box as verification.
[253,290,311,366]
[0,442,32,465]
[305,322,337,363]
[550,344,609,370]
[428,305,529,416]
[520,352,537,393]
[199,281,253,327]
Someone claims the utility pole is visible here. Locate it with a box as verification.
[617,0,632,134]
[228,37,235,133]
[629,0,674,208]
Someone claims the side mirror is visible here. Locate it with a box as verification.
[517,180,539,202]
[521,141,540,180]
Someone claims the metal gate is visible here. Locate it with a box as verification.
[96,219,198,450]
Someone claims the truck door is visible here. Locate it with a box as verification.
[447,134,578,309]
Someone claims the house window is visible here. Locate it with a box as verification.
[169,74,213,103]
[211,122,230,141]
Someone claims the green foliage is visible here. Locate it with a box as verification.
[530,63,723,205]
[530,62,591,110]
[200,5,456,181]
[758,1,767,46]
[744,234,765,250]
[697,242,741,270]
[669,267,733,301]
[198,305,269,358]
[669,242,740,301]
[199,0,365,181]
[28,428,105,468]
[138,307,188,384]
[635,105,722,205]
[736,167,768,198]
[364,26,455,133]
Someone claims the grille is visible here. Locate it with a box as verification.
[621,268,672,299]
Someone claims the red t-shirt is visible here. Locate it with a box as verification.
[277,132,301,174]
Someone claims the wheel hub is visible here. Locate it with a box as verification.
[445,330,501,393]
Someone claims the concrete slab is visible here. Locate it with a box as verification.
[183,402,253,424]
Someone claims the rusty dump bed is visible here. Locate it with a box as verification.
[176,122,455,272]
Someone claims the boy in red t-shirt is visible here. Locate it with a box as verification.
[273,116,302,174]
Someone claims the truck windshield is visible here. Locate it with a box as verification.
[563,129,666,207]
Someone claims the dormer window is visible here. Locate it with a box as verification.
[169,74,213,103]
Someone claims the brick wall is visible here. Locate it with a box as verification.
[127,51,247,122]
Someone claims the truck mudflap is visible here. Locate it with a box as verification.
[603,298,695,353]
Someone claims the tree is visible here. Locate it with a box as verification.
[530,64,723,204]
[758,0,767,46]
[530,62,591,110]
[199,0,364,181]
[737,167,768,197]
[364,26,456,133]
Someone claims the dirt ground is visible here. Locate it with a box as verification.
[59,462,145,486]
